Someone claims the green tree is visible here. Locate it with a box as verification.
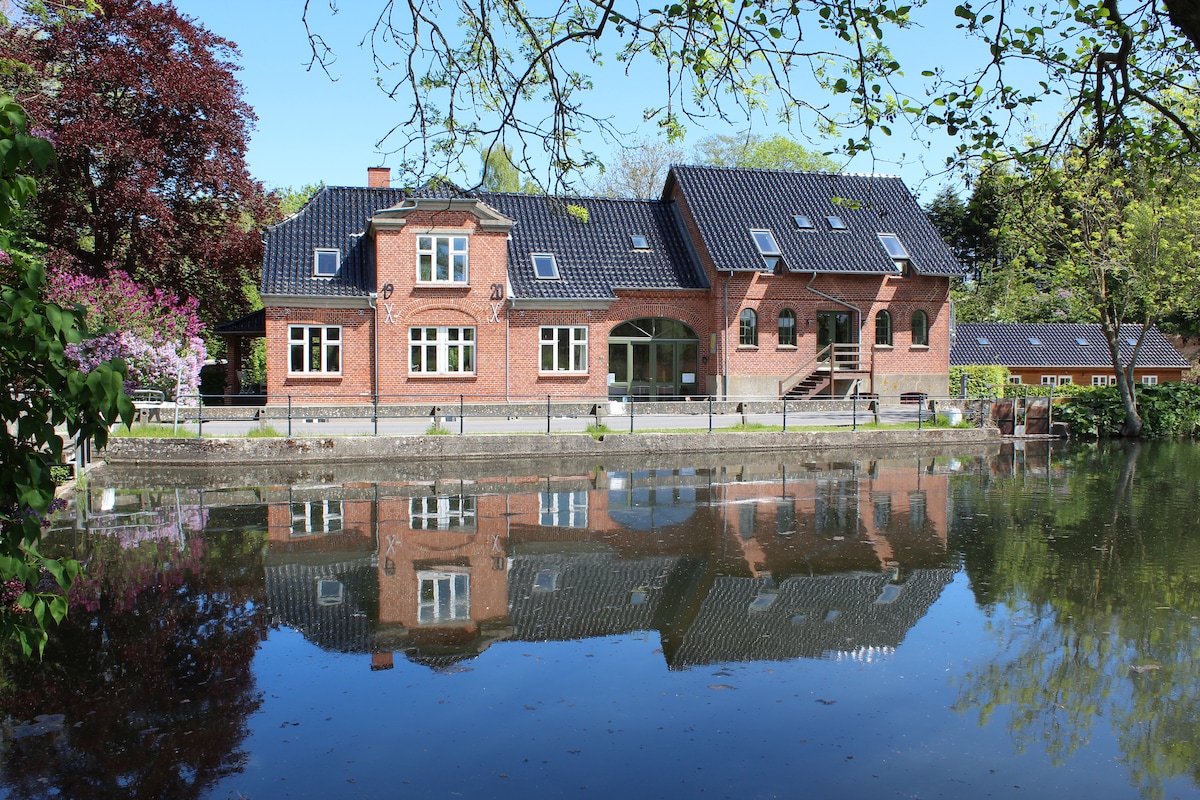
[692,133,841,173]
[0,95,132,656]
[989,149,1200,435]
[481,144,537,193]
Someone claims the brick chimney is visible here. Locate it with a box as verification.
[367,167,391,188]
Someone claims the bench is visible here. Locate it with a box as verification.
[131,388,167,422]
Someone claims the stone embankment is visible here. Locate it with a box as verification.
[103,427,998,466]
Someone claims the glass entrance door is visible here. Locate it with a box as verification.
[607,318,700,400]
[816,310,855,369]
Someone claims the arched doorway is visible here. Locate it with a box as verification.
[608,318,699,400]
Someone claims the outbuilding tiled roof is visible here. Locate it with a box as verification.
[481,193,709,301]
[951,322,1190,368]
[262,186,706,301]
[667,165,966,276]
[262,186,408,298]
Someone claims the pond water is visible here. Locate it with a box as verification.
[4,440,1200,799]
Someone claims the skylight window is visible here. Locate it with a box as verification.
[750,229,783,271]
[531,253,559,279]
[1125,337,1138,346]
[793,214,814,229]
[1076,338,1089,346]
[630,234,650,249]
[313,249,340,277]
[976,337,989,346]
[877,233,910,260]
[827,216,847,230]
[1029,337,1041,346]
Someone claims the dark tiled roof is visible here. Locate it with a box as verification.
[264,558,378,653]
[262,186,408,298]
[213,308,265,336]
[951,323,1190,368]
[670,569,955,667]
[668,165,967,276]
[480,193,708,301]
[262,187,707,301]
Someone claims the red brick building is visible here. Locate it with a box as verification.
[251,165,966,403]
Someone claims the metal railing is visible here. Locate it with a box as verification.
[117,391,1005,439]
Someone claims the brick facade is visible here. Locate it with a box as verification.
[263,170,957,403]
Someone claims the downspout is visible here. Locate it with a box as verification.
[505,303,511,402]
[724,271,732,400]
[367,293,379,401]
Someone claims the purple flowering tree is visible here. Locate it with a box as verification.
[47,269,206,400]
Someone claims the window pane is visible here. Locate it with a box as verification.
[541,341,554,370]
[291,343,304,372]
[326,344,339,372]
[419,253,432,281]
[573,343,586,370]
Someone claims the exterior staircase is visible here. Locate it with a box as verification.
[779,343,871,400]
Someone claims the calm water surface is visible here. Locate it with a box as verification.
[4,440,1200,799]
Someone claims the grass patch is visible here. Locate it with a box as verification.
[586,422,612,439]
[246,424,283,438]
[111,423,197,438]
[425,422,453,435]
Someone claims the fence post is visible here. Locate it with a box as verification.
[782,395,787,432]
[629,395,635,434]
[546,394,551,435]
[917,395,922,430]
[287,395,292,438]
[708,396,713,433]
[197,395,204,438]
[852,393,857,432]
[460,394,464,435]
[373,393,379,436]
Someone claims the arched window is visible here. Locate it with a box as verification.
[739,308,758,347]
[875,310,892,346]
[911,310,929,346]
[778,309,796,347]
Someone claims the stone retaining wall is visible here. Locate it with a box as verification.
[102,427,998,466]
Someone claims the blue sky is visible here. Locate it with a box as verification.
[173,1,991,200]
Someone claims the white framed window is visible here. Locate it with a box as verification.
[409,326,476,375]
[416,234,469,283]
[540,491,588,528]
[739,308,758,347]
[778,309,797,347]
[1091,375,1109,386]
[289,325,341,374]
[540,326,588,372]
[532,253,560,279]
[1041,375,1057,386]
[290,500,343,535]
[1058,376,1072,385]
[313,249,340,277]
[1142,375,1158,385]
[1008,375,1022,385]
[750,229,783,271]
[417,571,470,624]
[877,233,910,260]
[409,495,477,530]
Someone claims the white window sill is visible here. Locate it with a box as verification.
[874,344,894,350]
[910,345,930,351]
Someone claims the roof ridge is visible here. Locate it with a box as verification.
[671,163,901,180]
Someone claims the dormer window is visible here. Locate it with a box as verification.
[313,249,340,277]
[877,233,910,260]
[532,253,560,279]
[750,229,783,271]
[826,216,847,230]
[630,234,650,250]
[793,215,814,229]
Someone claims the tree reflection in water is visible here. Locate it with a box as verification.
[0,499,270,800]
[953,441,1200,800]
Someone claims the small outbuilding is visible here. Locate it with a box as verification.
[950,322,1192,387]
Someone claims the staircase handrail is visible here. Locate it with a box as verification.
[778,343,833,396]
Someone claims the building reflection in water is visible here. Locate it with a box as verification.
[260,456,957,671]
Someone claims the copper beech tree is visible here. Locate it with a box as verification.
[1,0,274,320]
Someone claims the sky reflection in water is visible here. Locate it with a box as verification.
[4,440,1200,799]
